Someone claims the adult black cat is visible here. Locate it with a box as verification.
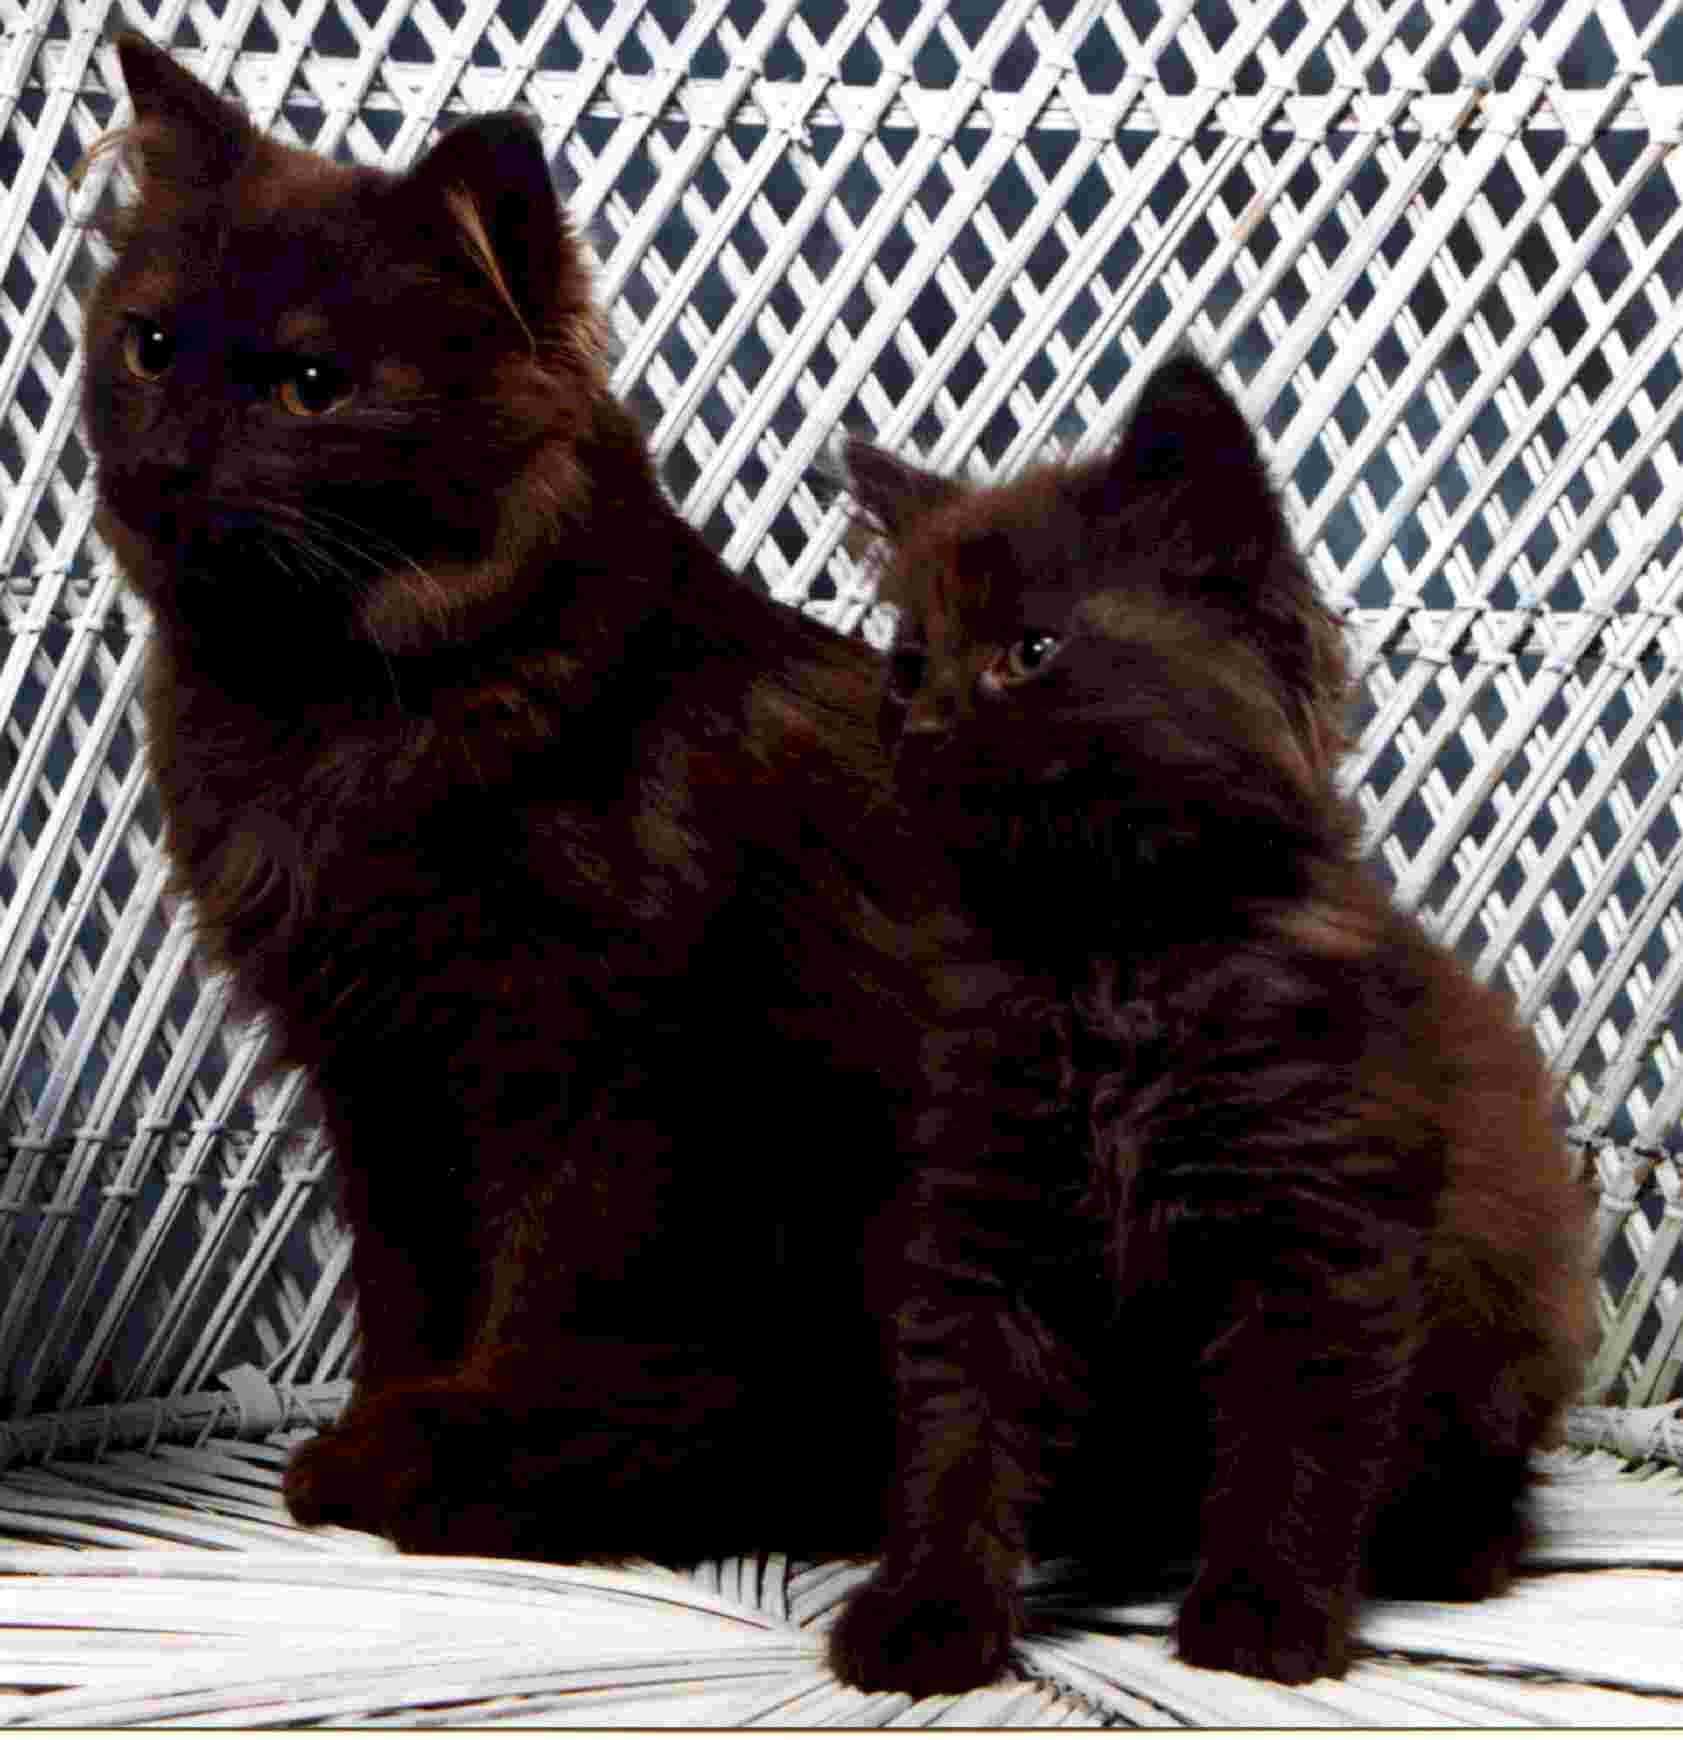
[82,32,929,1574]
[835,359,1591,1688]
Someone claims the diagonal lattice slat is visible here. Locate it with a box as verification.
[4,0,1683,1416]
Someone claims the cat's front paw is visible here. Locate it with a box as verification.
[283,1381,532,1556]
[283,1409,402,1532]
[1175,1568,1352,1683]
[827,1568,1021,1697]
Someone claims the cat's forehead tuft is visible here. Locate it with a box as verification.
[236,133,361,222]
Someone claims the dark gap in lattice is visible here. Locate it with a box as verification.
[39,295,78,391]
[650,201,697,280]
[1374,0,1433,93]
[1601,1210,1639,1312]
[1625,1256,1663,1374]
[987,23,1037,94]
[986,285,1025,358]
[279,95,328,151]
[875,0,934,46]
[1176,206,1222,284]
[690,377,737,453]
[6,246,39,326]
[1406,260,1451,346]
[1,422,26,497]
[983,154,1036,255]
[236,12,277,57]
[1492,848,1529,918]
[1144,154,1190,230]
[5,88,46,205]
[1636,347,1683,426]
[1259,372,1297,452]
[974,401,1026,470]
[728,323,776,416]
[936,334,987,420]
[1071,16,1124,95]
[1557,8,1619,88]
[565,0,620,31]
[905,277,957,364]
[33,496,63,552]
[1190,0,1240,60]
[1153,35,1196,99]
[1127,280,1174,361]
[907,26,959,90]
[1653,5,1683,81]
[655,318,698,392]
[1008,347,1058,454]
[1049,278,1099,365]
[1264,4,1326,92]
[305,7,357,62]
[382,9,434,67]
[161,14,204,56]
[259,1194,355,1381]
[762,275,808,355]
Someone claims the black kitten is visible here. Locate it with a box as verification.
[829,357,1592,1691]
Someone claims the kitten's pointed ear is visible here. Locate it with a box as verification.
[844,438,961,540]
[1085,352,1288,575]
[1110,354,1268,495]
[115,32,254,192]
[401,113,567,344]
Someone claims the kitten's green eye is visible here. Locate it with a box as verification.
[994,630,1063,684]
[121,318,175,381]
[277,360,353,418]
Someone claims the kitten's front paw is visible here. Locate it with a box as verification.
[1175,1568,1352,1683]
[827,1568,1021,1697]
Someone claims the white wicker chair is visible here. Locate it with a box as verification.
[6,0,1683,1722]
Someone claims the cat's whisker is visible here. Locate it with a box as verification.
[305,505,456,634]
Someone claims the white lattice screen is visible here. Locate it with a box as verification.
[3,0,1683,1434]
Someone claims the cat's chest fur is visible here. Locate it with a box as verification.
[137,601,911,1090]
[142,640,726,1057]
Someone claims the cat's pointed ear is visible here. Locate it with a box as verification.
[1085,354,1285,571]
[844,439,961,540]
[400,113,566,346]
[115,32,255,193]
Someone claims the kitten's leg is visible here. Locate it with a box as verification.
[1172,1233,1421,1683]
[827,1162,1081,1697]
[1363,1320,1571,1600]
[1364,1441,1535,1601]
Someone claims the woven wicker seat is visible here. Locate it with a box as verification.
[7,0,1683,1722]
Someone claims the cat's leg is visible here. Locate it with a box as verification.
[1171,1234,1422,1683]
[284,1092,490,1531]
[826,1163,1083,1697]
[326,1092,486,1391]
[287,1062,853,1560]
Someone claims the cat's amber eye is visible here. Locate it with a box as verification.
[121,318,175,382]
[277,360,354,418]
[988,630,1063,687]
[887,643,929,703]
